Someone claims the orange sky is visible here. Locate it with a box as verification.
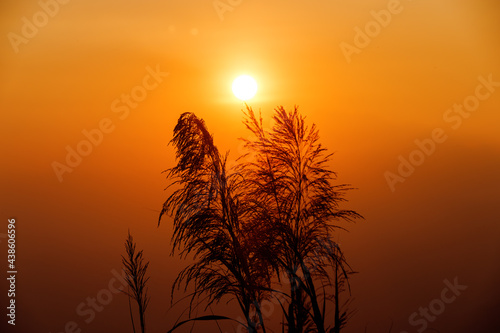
[1,1,500,332]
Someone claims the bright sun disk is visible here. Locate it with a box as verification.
[232,75,258,101]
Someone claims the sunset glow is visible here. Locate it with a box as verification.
[1,1,500,333]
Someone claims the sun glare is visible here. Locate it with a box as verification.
[232,75,258,101]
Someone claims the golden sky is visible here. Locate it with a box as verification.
[1,0,500,332]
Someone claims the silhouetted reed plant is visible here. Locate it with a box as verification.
[159,106,362,332]
[122,231,150,333]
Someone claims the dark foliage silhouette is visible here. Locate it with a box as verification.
[237,106,361,332]
[160,107,362,332]
[122,231,150,333]
[159,112,271,332]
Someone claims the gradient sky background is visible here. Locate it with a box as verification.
[1,0,500,332]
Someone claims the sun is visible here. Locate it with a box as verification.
[232,75,258,101]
